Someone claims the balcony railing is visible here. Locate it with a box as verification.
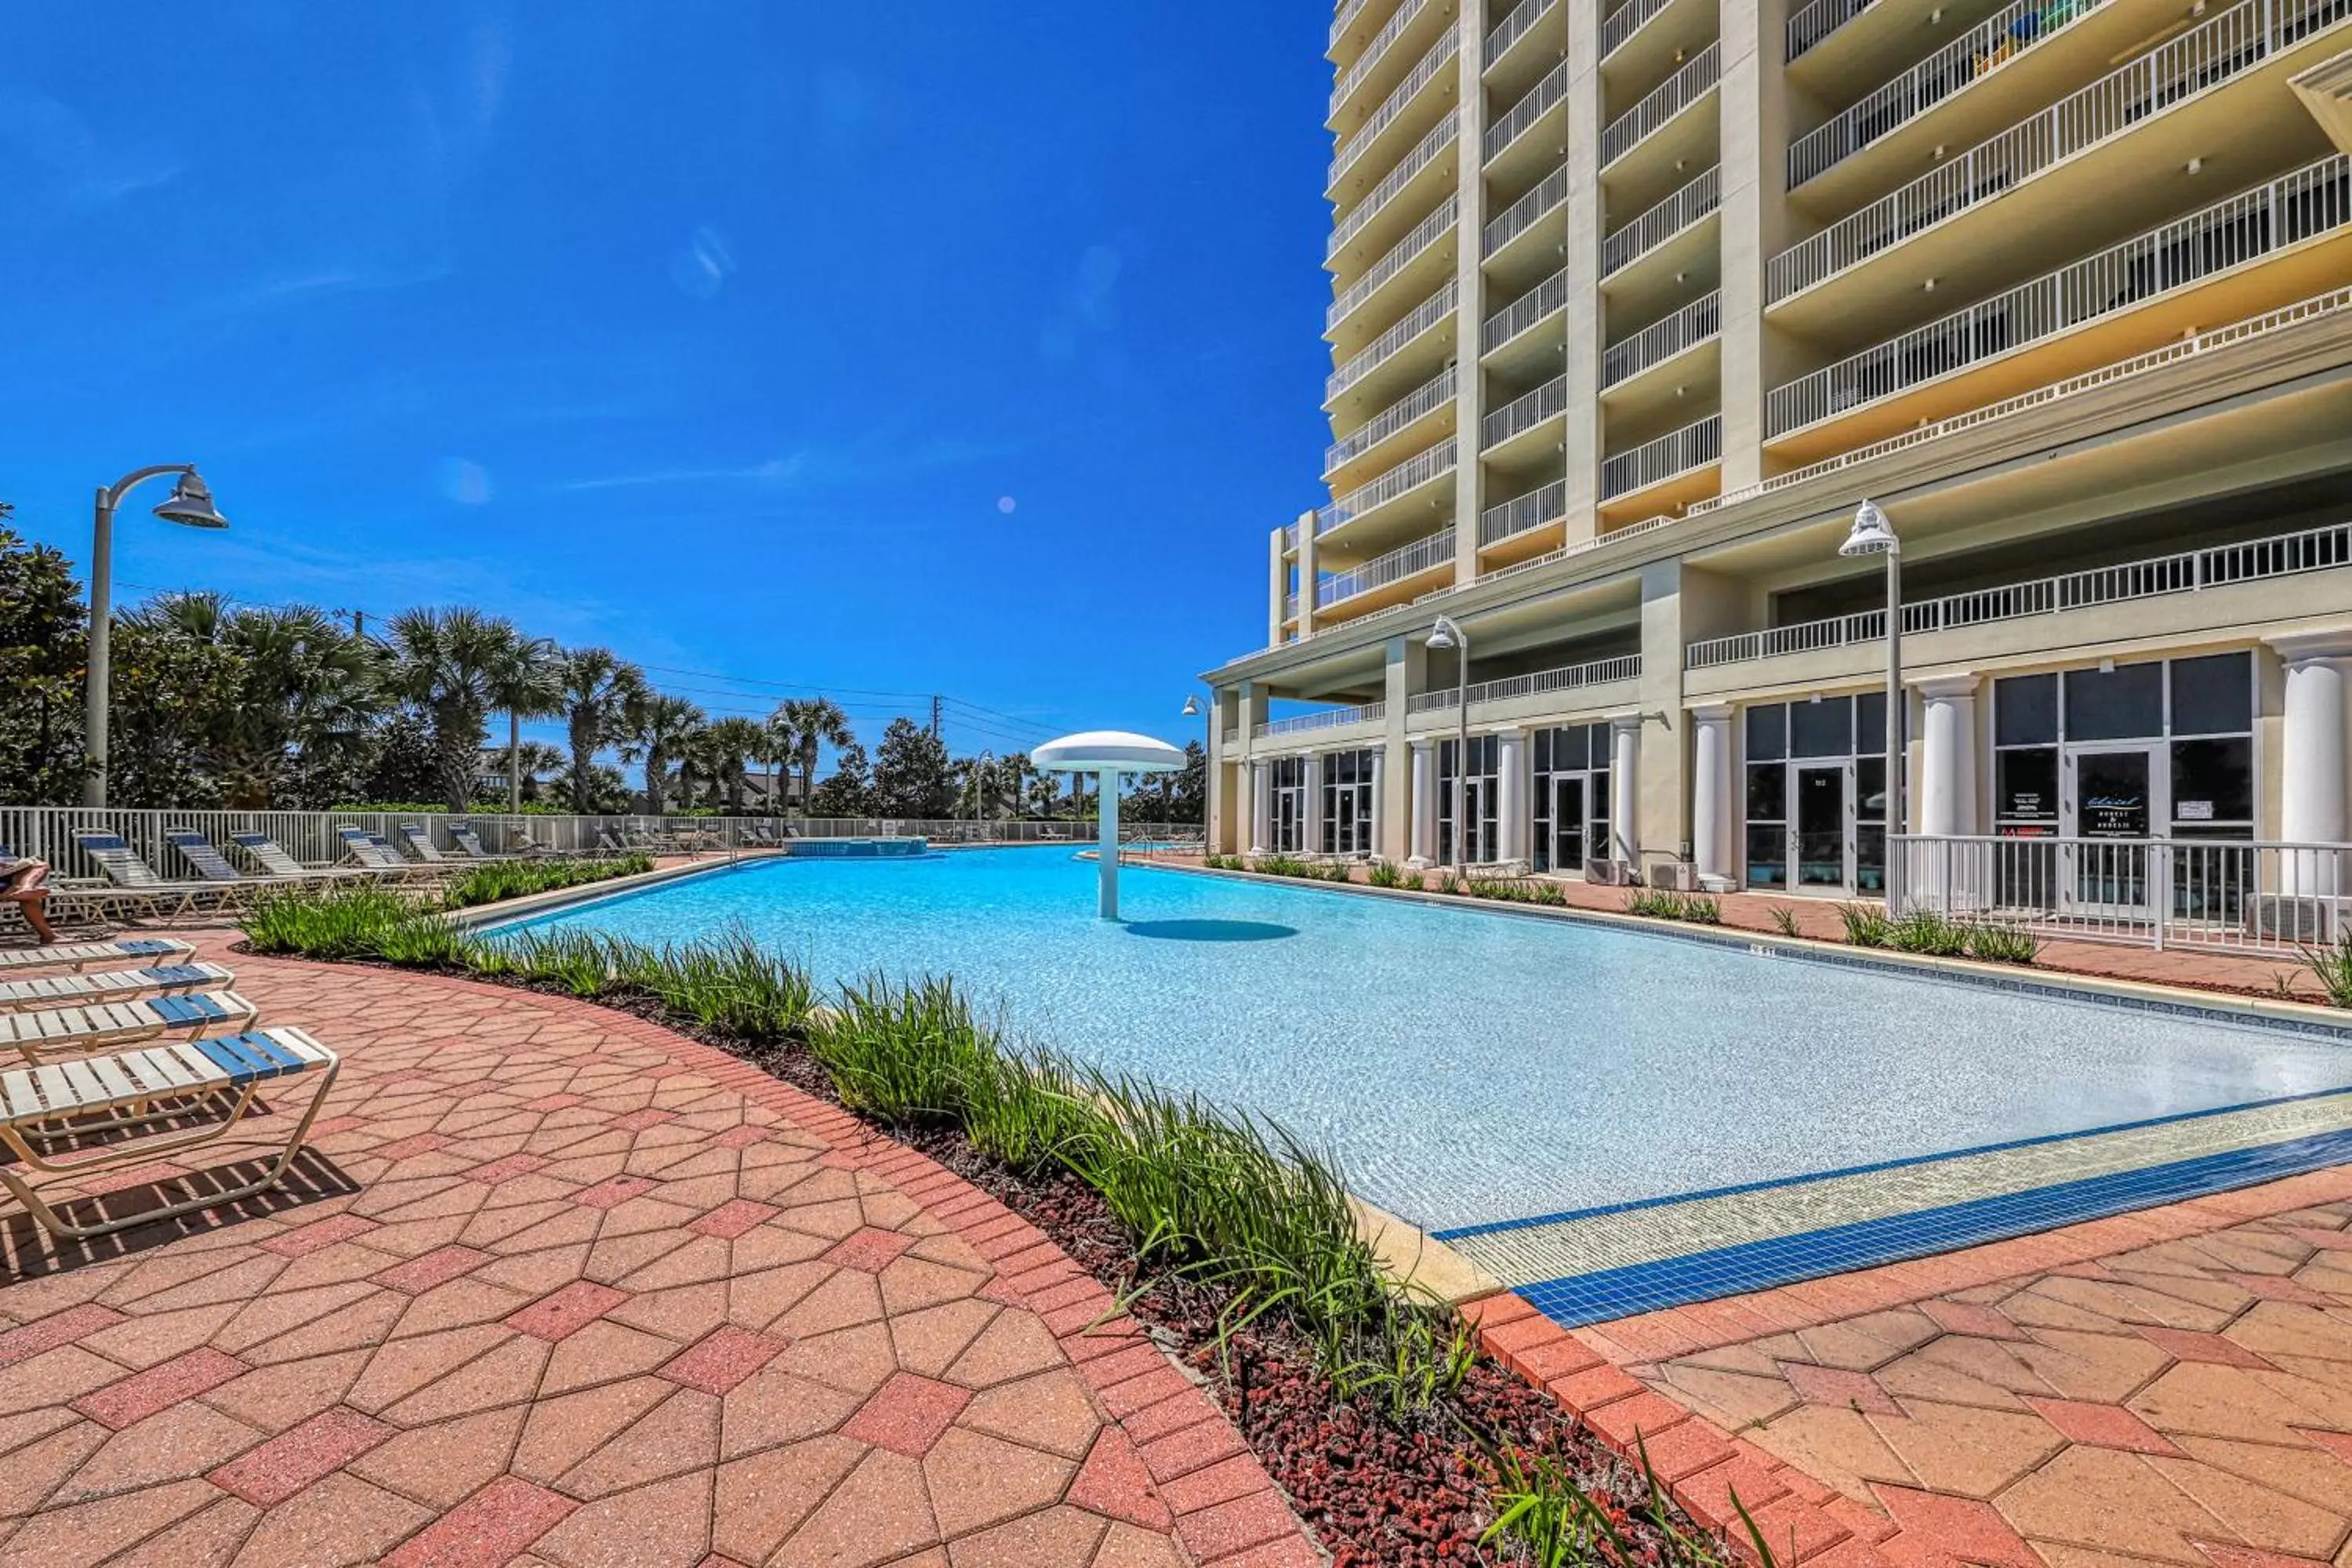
[1602,0,1678,59]
[1787,0,1873,62]
[1481,374,1569,448]
[1330,111,1461,263]
[1330,194,1461,331]
[1254,701,1388,739]
[1333,0,1436,116]
[1789,0,2112,188]
[1602,290,1721,386]
[1487,0,1562,64]
[1325,366,1457,475]
[1320,527,1457,607]
[1600,42,1719,167]
[1479,478,1569,545]
[1332,0,1389,51]
[1327,276,1458,401]
[1483,267,1570,354]
[1487,56,1570,163]
[1484,161,1570,255]
[1332,26,1461,187]
[1601,164,1719,275]
[1686,518,2352,667]
[1766,154,2351,437]
[1316,437,1458,536]
[1408,654,1643,713]
[1767,0,2349,303]
[1600,412,1721,497]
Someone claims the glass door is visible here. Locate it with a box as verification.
[1790,764,1850,890]
[1462,777,1493,865]
[1334,789,1360,855]
[1552,775,1587,873]
[2063,746,2160,916]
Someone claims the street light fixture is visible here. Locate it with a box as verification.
[1427,615,1469,866]
[85,466,230,808]
[1838,499,1901,912]
[1179,694,1208,851]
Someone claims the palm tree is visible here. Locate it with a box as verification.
[383,607,522,812]
[769,697,852,820]
[621,693,706,816]
[510,740,566,802]
[556,648,647,814]
[488,634,564,814]
[701,717,767,815]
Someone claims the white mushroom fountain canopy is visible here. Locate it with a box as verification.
[1031,730,1186,920]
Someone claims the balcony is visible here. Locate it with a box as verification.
[1330,26,1460,200]
[1407,654,1643,716]
[1602,289,1721,388]
[1601,165,1719,278]
[1327,194,1461,350]
[1324,365,1457,483]
[1314,437,1458,551]
[1327,276,1458,407]
[1600,41,1719,172]
[1319,528,1459,618]
[1479,373,1569,459]
[1254,701,1388,739]
[1486,57,1571,188]
[1479,478,1570,562]
[1333,0,1453,129]
[1483,162,1570,266]
[1599,412,1721,515]
[1481,267,1570,372]
[1685,518,2352,670]
[1486,0,1566,100]
[1329,111,1460,277]
[1764,0,2352,336]
[1787,0,1873,62]
[1764,154,2352,457]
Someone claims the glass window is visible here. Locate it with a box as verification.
[1746,704,1786,762]
[1857,756,1887,826]
[1745,826,1787,887]
[1996,747,2059,824]
[2170,652,2252,738]
[1746,764,1786,822]
[1534,730,1551,774]
[1791,696,1853,758]
[1995,673,2057,746]
[1552,725,1587,771]
[2170,737,2252,829]
[2063,662,2163,742]
[1857,691,1886,757]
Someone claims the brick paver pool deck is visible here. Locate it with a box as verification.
[0,933,1316,1568]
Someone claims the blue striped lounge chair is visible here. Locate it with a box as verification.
[447,824,506,861]
[0,960,236,1013]
[0,1025,339,1239]
[335,826,420,880]
[0,937,195,975]
[70,832,234,917]
[0,989,261,1065]
[396,824,450,864]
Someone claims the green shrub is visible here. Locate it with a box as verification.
[1251,853,1310,879]
[1367,859,1404,888]
[1962,920,2042,966]
[1624,888,1721,924]
[1433,871,1464,895]
[1838,903,1893,947]
[441,853,654,909]
[1397,869,1424,891]
[1887,909,1972,956]
[2299,932,2352,1007]
[1767,904,1800,938]
[244,884,424,960]
[1486,1439,1764,1568]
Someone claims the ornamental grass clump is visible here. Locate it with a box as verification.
[440,853,654,909]
[1624,887,1721,924]
[244,884,429,960]
[2300,930,2352,1007]
[1486,1439,1767,1568]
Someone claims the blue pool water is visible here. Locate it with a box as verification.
[495,848,2352,1232]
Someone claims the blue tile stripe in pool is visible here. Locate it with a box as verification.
[1515,1123,2352,1329]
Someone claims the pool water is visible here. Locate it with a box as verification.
[495,848,2352,1233]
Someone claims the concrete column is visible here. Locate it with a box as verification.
[1381,635,1425,862]
[1209,687,1240,854]
[1369,747,1387,858]
[1917,676,1982,837]
[1717,0,1797,493]
[1268,529,1289,647]
[1409,739,1436,866]
[1450,0,1491,588]
[1294,510,1319,639]
[1304,753,1324,854]
[1250,762,1272,855]
[1691,704,1735,883]
[2272,635,2352,904]
[1497,729,1528,866]
[1562,0,1604,543]
[1610,714,1642,867]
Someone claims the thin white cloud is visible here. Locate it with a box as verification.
[561,456,808,492]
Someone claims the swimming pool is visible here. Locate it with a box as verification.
[496,848,2352,1241]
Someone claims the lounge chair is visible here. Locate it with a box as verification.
[0,1025,340,1239]
[0,960,236,1012]
[506,827,567,858]
[228,832,379,885]
[396,823,450,864]
[335,826,426,881]
[70,832,238,918]
[0,989,260,1065]
[447,824,507,861]
[597,828,630,854]
[0,937,194,975]
[166,828,353,891]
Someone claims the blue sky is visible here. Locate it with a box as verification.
[0,4,1332,763]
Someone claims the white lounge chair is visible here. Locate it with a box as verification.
[0,937,195,975]
[0,960,236,1012]
[228,832,378,886]
[397,823,450,864]
[0,989,260,1065]
[336,826,431,883]
[71,832,238,918]
[448,824,510,861]
[0,1025,340,1239]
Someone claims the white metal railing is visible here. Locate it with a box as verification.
[1333,0,1434,117]
[1222,727,1243,746]
[1330,110,1462,264]
[1319,528,1457,608]
[1487,56,1570,163]
[1483,161,1570,256]
[1408,654,1644,713]
[1601,42,1719,167]
[1600,412,1721,496]
[1893,833,2352,954]
[1697,283,2352,518]
[1488,0,1562,64]
[1787,0,1873,61]
[1685,517,2352,666]
[1602,0,1678,59]
[1481,373,1569,448]
[1254,701,1388,738]
[1316,437,1459,535]
[1789,0,2112,188]
[1480,479,1570,545]
[1602,164,1719,275]
[1768,0,2351,302]
[1327,276,1459,401]
[1766,155,2352,437]
[1325,366,1458,475]
[1330,194,1461,331]
[1332,25,1461,188]
[1602,290,1721,386]
[1483,267,1570,354]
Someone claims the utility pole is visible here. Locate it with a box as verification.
[350,609,365,640]
[929,695,942,739]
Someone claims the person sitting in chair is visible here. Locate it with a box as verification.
[0,855,58,944]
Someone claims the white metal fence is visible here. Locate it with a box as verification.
[1895,833,2352,953]
[1602,165,1720,276]
[1487,56,1570,163]
[1601,42,1719,167]
[1319,528,1457,608]
[1331,0,1432,116]
[1787,0,1871,61]
[1481,478,1570,546]
[1330,110,1461,264]
[1600,412,1722,499]
[1330,193,1460,332]
[1603,0,1677,58]
[1490,0,1561,64]
[1603,291,1722,388]
[1406,653,1642,714]
[1331,24,1460,188]
[1483,267,1570,354]
[1483,161,1571,257]
[1481,374,1568,449]
[1316,437,1457,536]
[1328,276,1458,401]
[1325,367,1456,478]
[1254,702,1388,739]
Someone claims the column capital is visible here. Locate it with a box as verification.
[1911,673,1981,700]
[2268,629,2352,666]
[1409,736,1436,755]
[1607,710,1646,733]
[1690,702,1735,723]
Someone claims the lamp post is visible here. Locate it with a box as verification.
[84,466,230,808]
[1838,499,1902,913]
[1180,693,1209,852]
[1426,615,1470,866]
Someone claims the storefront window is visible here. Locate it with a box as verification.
[1319,749,1375,855]
[1531,724,1610,872]
[1269,757,1306,853]
[1437,735,1500,865]
[1741,699,1888,891]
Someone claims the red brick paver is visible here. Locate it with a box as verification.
[0,931,1310,1566]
